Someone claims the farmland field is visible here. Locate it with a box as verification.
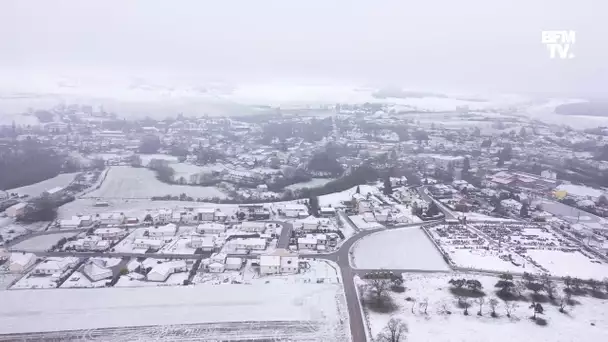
[352,227,450,270]
[83,166,227,199]
[7,172,79,197]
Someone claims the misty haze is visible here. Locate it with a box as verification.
[1,1,608,342]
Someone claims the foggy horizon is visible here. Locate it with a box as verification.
[0,0,606,99]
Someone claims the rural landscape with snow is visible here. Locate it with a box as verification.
[1,2,607,341]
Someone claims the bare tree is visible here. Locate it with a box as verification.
[504,301,518,318]
[489,298,499,317]
[418,298,429,315]
[587,278,601,293]
[367,278,391,302]
[564,288,573,305]
[557,294,571,313]
[462,298,471,316]
[530,302,544,320]
[541,274,556,300]
[476,297,485,316]
[410,298,417,314]
[376,318,409,342]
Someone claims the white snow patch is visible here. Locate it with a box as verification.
[352,228,450,271]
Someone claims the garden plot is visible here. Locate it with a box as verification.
[11,232,78,252]
[358,273,608,342]
[0,282,350,342]
[7,172,79,197]
[84,166,227,199]
[352,228,450,271]
[428,223,543,274]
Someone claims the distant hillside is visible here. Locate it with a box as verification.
[555,102,608,117]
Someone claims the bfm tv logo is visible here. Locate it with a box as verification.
[542,30,575,59]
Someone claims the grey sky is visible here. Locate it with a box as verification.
[0,0,605,96]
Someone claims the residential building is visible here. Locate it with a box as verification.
[189,236,215,251]
[5,202,27,218]
[147,260,187,282]
[297,236,317,250]
[299,215,320,231]
[83,259,113,282]
[235,238,266,250]
[225,257,243,270]
[260,249,299,275]
[94,227,126,240]
[196,208,216,221]
[259,255,281,274]
[319,207,336,217]
[208,262,225,273]
[148,223,177,239]
[33,257,78,275]
[196,222,226,235]
[98,213,125,226]
[133,238,164,250]
[283,204,309,218]
[240,221,267,233]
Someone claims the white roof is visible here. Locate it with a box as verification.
[260,255,281,267]
[83,261,112,279]
[197,207,216,213]
[45,186,63,195]
[225,257,242,265]
[298,237,317,244]
[192,236,215,247]
[149,260,186,279]
[134,239,164,247]
[35,257,78,272]
[300,215,319,224]
[8,202,27,210]
[284,204,307,211]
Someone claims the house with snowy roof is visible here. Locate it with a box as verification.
[83,259,113,282]
[33,257,78,275]
[147,260,187,282]
[148,223,177,240]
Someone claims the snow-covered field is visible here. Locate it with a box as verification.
[115,272,189,287]
[352,228,450,271]
[286,178,335,191]
[319,184,378,207]
[525,249,608,279]
[11,232,77,252]
[360,272,608,342]
[0,218,49,242]
[7,172,79,197]
[0,283,349,341]
[84,166,227,199]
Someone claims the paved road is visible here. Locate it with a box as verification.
[5,228,91,248]
[275,221,293,249]
[301,221,436,342]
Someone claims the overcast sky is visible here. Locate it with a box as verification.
[0,0,605,96]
